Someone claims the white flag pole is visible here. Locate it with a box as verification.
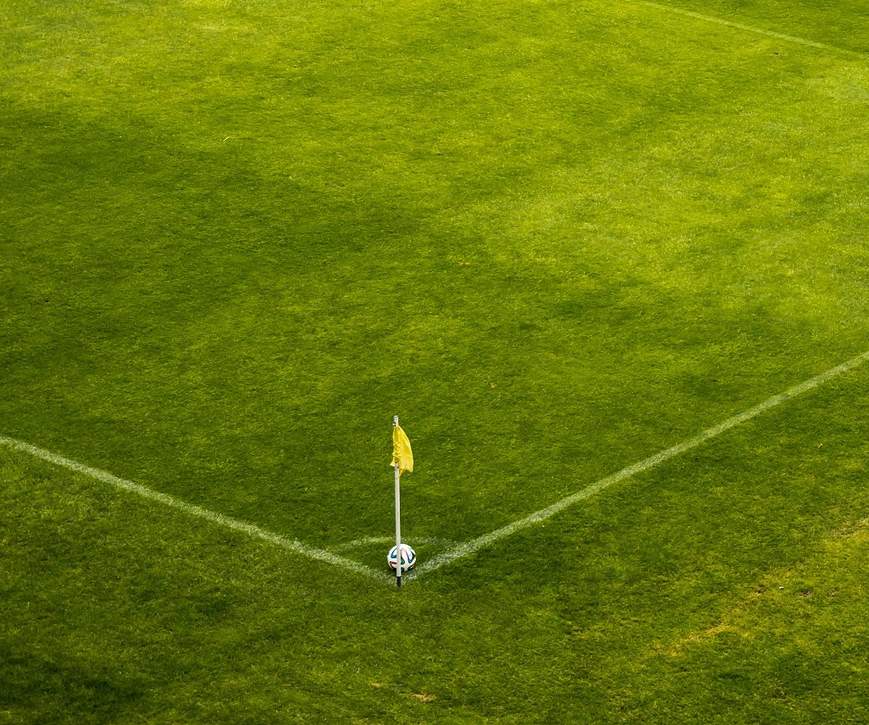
[393,414,402,589]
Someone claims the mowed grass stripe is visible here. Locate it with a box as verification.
[0,435,384,581]
[421,349,869,576]
[635,1,866,58]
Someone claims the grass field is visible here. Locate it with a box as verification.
[1,0,867,722]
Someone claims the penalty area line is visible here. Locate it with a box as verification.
[0,436,385,582]
[419,349,869,578]
[635,1,864,59]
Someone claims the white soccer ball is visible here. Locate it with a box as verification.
[387,543,416,572]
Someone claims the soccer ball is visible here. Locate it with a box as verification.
[387,544,416,572]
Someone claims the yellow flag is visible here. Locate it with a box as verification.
[391,424,414,475]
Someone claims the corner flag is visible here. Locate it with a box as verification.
[391,416,413,589]
[391,423,413,476]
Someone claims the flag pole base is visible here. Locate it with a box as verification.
[396,575,402,589]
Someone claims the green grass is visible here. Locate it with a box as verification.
[1,0,867,721]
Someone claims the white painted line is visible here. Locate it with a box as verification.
[331,535,459,552]
[334,535,398,549]
[419,350,869,577]
[0,436,384,582]
[635,1,864,58]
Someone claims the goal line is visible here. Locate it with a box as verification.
[417,349,869,577]
[0,435,384,581]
